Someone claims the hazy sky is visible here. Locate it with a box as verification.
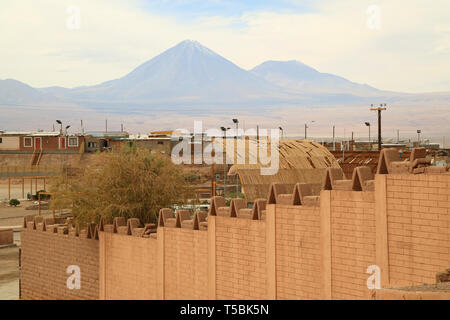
[1,0,449,93]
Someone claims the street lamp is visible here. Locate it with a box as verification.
[232,118,239,139]
[220,126,230,198]
[278,127,284,140]
[365,122,371,150]
[417,129,421,146]
[56,120,62,136]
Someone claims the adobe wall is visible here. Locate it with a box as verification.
[99,232,159,300]
[0,228,14,245]
[20,227,99,300]
[383,174,450,287]
[163,227,209,299]
[372,287,450,300]
[274,204,322,299]
[20,170,450,300]
[330,191,376,299]
[215,216,268,299]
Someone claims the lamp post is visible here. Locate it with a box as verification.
[279,127,284,140]
[232,118,239,139]
[56,120,62,136]
[417,130,421,146]
[220,126,230,198]
[365,122,371,150]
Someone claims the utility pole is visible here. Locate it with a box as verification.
[256,125,259,143]
[220,126,230,198]
[211,164,216,197]
[370,104,387,151]
[332,126,335,151]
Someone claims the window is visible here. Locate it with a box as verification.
[88,142,98,148]
[157,141,164,145]
[0,138,2,143]
[68,137,78,147]
[24,137,32,147]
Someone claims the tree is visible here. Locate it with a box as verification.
[50,146,190,227]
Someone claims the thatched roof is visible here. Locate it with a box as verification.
[215,139,340,202]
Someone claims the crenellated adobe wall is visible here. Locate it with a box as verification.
[20,148,450,300]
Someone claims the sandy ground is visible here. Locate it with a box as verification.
[0,178,47,201]
[0,232,20,300]
[0,185,56,300]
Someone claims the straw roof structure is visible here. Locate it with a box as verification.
[214,139,340,202]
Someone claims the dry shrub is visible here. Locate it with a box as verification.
[50,146,189,227]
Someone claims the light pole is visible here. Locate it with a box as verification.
[417,130,421,146]
[332,125,336,151]
[220,126,230,198]
[56,120,62,136]
[232,118,239,139]
[365,122,371,150]
[279,127,284,140]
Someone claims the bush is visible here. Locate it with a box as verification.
[50,147,190,227]
[184,173,200,183]
[9,199,20,207]
[35,190,50,200]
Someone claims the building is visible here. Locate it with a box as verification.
[83,131,129,153]
[0,131,84,152]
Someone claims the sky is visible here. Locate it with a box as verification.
[0,0,449,93]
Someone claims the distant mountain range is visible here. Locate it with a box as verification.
[1,40,449,113]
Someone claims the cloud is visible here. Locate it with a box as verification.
[0,0,449,92]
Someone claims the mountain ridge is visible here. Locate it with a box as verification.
[1,40,449,112]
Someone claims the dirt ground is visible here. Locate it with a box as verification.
[0,233,20,300]
[0,184,56,300]
[0,178,47,201]
[0,200,56,227]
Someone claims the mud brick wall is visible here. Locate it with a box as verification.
[372,287,450,300]
[164,227,209,299]
[330,191,376,299]
[275,205,322,299]
[21,228,99,300]
[0,229,13,245]
[215,216,268,299]
[99,232,159,300]
[385,174,450,286]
